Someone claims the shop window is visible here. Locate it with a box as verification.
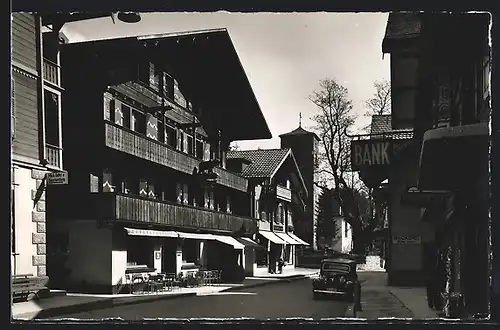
[255,237,267,266]
[182,239,198,264]
[127,237,152,268]
[286,245,292,264]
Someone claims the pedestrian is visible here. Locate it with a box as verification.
[278,257,284,274]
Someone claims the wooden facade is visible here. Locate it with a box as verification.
[51,30,271,236]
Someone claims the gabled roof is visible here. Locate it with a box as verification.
[227,148,308,197]
[61,28,272,141]
[227,149,290,179]
[382,12,422,53]
[279,126,320,141]
[370,115,414,140]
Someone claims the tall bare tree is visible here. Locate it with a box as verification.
[309,78,368,253]
[365,79,391,116]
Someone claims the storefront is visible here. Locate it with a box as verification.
[403,123,489,317]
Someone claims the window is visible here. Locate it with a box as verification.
[145,114,158,140]
[11,78,15,139]
[131,109,146,134]
[196,139,204,159]
[102,170,114,192]
[182,239,198,264]
[344,222,349,238]
[173,81,187,108]
[163,73,174,100]
[121,104,131,129]
[176,183,189,205]
[226,195,232,214]
[149,63,160,92]
[103,93,114,121]
[165,125,177,148]
[44,89,61,147]
[157,119,165,143]
[186,134,194,155]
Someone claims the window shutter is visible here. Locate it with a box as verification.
[177,129,183,151]
[203,142,211,161]
[176,183,183,203]
[11,78,15,139]
[114,100,123,126]
[103,92,113,120]
[183,184,189,205]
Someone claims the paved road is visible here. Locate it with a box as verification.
[50,278,348,320]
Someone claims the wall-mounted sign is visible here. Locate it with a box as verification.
[155,251,162,260]
[46,171,69,185]
[392,235,421,244]
[350,140,393,170]
[400,187,453,207]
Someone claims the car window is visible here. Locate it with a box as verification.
[322,263,350,273]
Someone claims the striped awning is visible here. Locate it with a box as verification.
[259,230,286,244]
[124,227,179,238]
[274,232,300,245]
[235,237,265,249]
[124,227,245,249]
[287,233,310,246]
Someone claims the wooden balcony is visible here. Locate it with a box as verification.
[98,193,257,234]
[43,58,60,87]
[45,144,62,168]
[276,185,292,202]
[104,122,248,192]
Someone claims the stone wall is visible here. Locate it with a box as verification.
[31,169,47,277]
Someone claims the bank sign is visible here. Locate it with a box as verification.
[350,140,393,170]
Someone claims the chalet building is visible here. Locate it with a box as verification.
[354,13,490,317]
[227,148,310,275]
[10,13,114,283]
[46,28,272,293]
[279,125,321,250]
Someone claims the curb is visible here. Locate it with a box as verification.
[220,274,312,292]
[14,292,196,320]
[15,274,315,319]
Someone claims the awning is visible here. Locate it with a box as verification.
[176,232,214,240]
[274,232,300,245]
[234,237,265,249]
[212,235,245,249]
[124,227,179,238]
[259,230,286,245]
[287,233,310,246]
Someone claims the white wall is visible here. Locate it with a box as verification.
[389,160,423,272]
[341,220,353,253]
[65,220,113,286]
[12,166,38,276]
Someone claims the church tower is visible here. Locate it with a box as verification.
[279,114,320,250]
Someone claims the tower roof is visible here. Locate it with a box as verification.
[279,126,320,141]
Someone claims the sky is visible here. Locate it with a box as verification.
[62,12,390,150]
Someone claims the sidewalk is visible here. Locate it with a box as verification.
[345,272,439,319]
[12,268,315,320]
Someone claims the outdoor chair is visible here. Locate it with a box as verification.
[148,274,165,293]
[124,274,135,293]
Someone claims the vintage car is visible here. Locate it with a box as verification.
[312,258,358,301]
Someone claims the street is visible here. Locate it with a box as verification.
[47,278,349,320]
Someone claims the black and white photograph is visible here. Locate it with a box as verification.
[10,9,493,322]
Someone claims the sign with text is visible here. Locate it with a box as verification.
[400,188,453,207]
[392,235,421,244]
[350,140,393,170]
[46,171,69,185]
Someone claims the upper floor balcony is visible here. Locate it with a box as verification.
[104,121,248,192]
[97,193,257,235]
[43,58,60,87]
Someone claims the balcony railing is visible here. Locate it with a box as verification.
[45,144,62,168]
[98,193,257,234]
[276,185,292,201]
[43,58,60,87]
[105,122,248,192]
